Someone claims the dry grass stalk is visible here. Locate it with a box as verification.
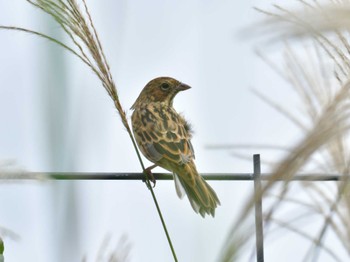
[0,1,177,260]
[221,1,350,261]
[82,234,131,262]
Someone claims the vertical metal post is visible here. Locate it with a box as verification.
[254,154,264,262]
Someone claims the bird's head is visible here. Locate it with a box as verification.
[131,77,191,109]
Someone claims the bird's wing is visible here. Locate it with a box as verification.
[153,114,194,166]
[133,106,194,166]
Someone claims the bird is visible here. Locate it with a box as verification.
[131,76,220,217]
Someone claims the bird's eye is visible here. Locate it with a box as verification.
[160,83,170,90]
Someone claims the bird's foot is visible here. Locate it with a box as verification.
[143,164,157,188]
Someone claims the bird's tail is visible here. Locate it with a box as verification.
[174,163,220,217]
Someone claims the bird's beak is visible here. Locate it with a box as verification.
[176,82,191,91]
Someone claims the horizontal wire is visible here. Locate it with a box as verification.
[0,172,347,181]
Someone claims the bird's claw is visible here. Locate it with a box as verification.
[143,165,157,188]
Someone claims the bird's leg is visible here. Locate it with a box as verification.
[143,164,157,188]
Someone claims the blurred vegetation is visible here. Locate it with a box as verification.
[0,237,3,254]
[220,1,350,261]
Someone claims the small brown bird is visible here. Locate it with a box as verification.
[131,77,220,217]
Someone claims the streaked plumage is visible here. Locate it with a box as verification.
[131,77,220,217]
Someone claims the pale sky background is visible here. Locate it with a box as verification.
[0,1,345,262]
